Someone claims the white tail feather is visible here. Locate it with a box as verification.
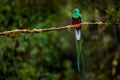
[75,30,81,40]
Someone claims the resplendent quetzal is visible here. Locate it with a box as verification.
[72,8,84,72]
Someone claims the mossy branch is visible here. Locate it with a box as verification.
[0,22,107,35]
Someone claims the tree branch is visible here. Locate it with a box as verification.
[0,22,106,35]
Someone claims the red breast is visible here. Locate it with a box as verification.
[72,17,81,30]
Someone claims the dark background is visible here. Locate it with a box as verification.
[0,0,120,80]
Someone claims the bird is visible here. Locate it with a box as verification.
[72,8,84,72]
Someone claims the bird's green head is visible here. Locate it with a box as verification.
[72,8,82,18]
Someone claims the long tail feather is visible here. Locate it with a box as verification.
[76,41,80,72]
[75,30,84,72]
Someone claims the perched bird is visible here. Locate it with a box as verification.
[72,8,82,40]
[72,8,84,72]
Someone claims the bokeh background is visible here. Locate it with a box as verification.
[0,0,120,80]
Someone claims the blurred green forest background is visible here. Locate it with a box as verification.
[0,0,120,80]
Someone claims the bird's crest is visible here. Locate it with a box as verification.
[72,8,82,19]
